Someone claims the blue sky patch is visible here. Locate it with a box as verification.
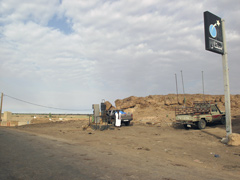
[47,15,72,35]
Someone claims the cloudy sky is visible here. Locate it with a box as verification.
[0,0,239,113]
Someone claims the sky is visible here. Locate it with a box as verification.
[0,0,240,113]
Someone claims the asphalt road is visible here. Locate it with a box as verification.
[1,127,239,180]
[0,128,113,180]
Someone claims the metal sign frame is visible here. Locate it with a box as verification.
[204,11,224,54]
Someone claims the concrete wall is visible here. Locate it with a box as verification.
[0,121,18,127]
[3,111,12,121]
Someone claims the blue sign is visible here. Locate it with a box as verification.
[204,11,223,54]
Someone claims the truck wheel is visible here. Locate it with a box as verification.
[198,119,206,129]
[183,124,190,130]
[221,116,226,125]
[124,121,130,126]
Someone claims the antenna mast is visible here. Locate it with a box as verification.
[202,71,205,102]
[181,70,186,106]
[175,74,179,104]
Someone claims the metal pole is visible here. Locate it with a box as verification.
[181,70,186,106]
[221,19,232,137]
[202,71,205,102]
[89,114,90,126]
[0,93,3,121]
[175,74,179,104]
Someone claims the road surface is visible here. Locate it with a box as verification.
[0,128,114,180]
[1,126,239,180]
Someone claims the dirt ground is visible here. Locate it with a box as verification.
[6,115,239,179]
[1,94,240,179]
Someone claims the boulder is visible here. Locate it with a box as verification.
[164,96,179,106]
[228,133,240,146]
[104,101,113,110]
[164,99,171,106]
[115,96,139,109]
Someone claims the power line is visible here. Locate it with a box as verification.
[2,93,91,112]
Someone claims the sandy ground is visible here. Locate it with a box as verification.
[3,116,238,179]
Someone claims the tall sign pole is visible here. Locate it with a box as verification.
[204,11,232,137]
[221,19,232,136]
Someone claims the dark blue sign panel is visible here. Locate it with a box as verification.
[204,11,223,54]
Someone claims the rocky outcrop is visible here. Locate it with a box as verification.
[111,94,240,122]
[114,94,240,110]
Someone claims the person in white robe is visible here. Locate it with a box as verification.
[115,111,121,127]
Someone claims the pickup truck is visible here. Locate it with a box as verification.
[106,110,133,126]
[175,101,225,129]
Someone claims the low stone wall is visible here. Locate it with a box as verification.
[0,121,19,127]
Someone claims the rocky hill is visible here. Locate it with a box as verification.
[105,94,240,125]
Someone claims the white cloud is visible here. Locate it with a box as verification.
[0,0,60,25]
[0,0,240,113]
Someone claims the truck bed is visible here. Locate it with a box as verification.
[175,102,211,115]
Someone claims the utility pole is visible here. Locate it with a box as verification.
[181,70,186,106]
[0,93,3,121]
[202,71,205,102]
[175,74,179,104]
[222,19,232,136]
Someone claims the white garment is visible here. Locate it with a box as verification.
[115,112,121,127]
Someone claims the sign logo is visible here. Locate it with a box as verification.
[209,20,220,38]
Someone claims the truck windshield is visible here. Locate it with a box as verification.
[211,106,218,112]
[215,105,222,114]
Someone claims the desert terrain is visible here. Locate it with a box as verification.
[1,94,240,179]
